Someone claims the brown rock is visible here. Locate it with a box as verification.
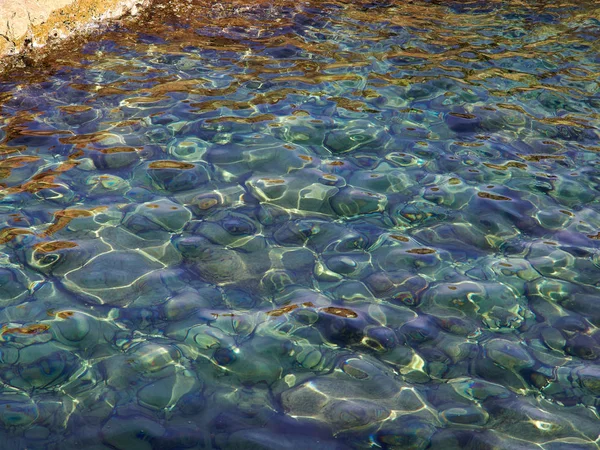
[0,0,150,59]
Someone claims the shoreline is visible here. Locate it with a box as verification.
[0,0,153,74]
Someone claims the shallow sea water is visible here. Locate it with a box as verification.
[1,0,600,448]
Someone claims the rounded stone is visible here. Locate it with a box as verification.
[364,326,398,351]
[163,291,212,321]
[0,267,31,306]
[324,120,388,154]
[102,414,165,450]
[91,147,140,169]
[440,406,489,426]
[485,339,535,372]
[330,187,387,217]
[167,137,209,161]
[128,342,181,374]
[316,308,366,346]
[1,343,80,390]
[63,250,163,304]
[50,310,92,344]
[576,366,600,394]
[0,393,39,427]
[326,255,358,274]
[445,110,481,133]
[137,372,197,411]
[145,161,211,192]
[565,335,599,360]
[122,199,191,236]
[377,418,436,450]
[213,347,237,366]
[322,399,390,431]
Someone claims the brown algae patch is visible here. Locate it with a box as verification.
[267,302,315,317]
[259,178,286,184]
[148,161,195,169]
[0,156,41,176]
[406,248,436,254]
[59,132,115,145]
[448,112,477,119]
[0,227,34,244]
[97,146,139,154]
[58,105,93,114]
[206,114,276,124]
[1,324,50,336]
[477,192,512,201]
[320,307,359,318]
[517,154,566,162]
[196,198,219,210]
[483,161,527,171]
[0,156,43,180]
[41,207,107,237]
[33,240,79,253]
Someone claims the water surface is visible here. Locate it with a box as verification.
[1,0,600,448]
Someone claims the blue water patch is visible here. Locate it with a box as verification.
[0,0,600,448]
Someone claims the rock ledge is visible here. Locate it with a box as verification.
[0,0,151,60]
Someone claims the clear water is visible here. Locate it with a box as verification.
[1,0,600,448]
